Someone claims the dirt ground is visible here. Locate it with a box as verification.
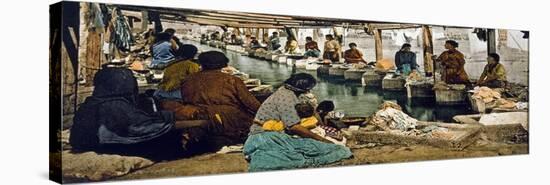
[115,141,528,182]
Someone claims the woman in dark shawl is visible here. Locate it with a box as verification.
[69,67,182,159]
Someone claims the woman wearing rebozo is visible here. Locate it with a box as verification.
[243,73,353,172]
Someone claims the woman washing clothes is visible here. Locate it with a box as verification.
[433,40,470,84]
[394,43,417,76]
[476,53,507,88]
[149,32,177,69]
[244,73,352,172]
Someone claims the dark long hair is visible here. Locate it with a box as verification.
[283,73,317,95]
[487,53,501,71]
[445,40,459,48]
[198,51,229,70]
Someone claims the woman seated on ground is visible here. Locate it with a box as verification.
[69,67,192,160]
[433,40,470,84]
[476,53,507,88]
[394,43,418,76]
[284,36,300,54]
[150,32,177,69]
[153,44,203,121]
[304,36,321,58]
[179,51,262,153]
[323,34,342,63]
[343,42,367,64]
[154,44,200,102]
[229,34,244,45]
[244,73,352,172]
[250,37,265,50]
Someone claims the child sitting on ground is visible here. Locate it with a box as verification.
[295,103,346,146]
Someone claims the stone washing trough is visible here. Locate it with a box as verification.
[343,121,482,150]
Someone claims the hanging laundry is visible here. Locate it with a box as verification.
[110,8,134,52]
[88,3,105,31]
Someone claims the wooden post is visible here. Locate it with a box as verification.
[78,2,104,87]
[235,27,241,36]
[60,1,80,115]
[149,11,163,33]
[342,28,347,46]
[374,29,383,61]
[141,10,148,32]
[255,28,260,39]
[422,25,434,77]
[78,2,89,86]
[262,28,269,43]
[487,28,497,54]
[127,17,134,28]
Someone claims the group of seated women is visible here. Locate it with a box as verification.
[69,44,353,170]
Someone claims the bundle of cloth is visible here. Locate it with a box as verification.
[406,70,424,82]
[368,101,417,132]
[367,101,452,138]
[221,66,239,74]
[405,72,434,88]
[374,58,396,72]
[471,86,518,109]
[350,62,368,69]
[506,83,529,102]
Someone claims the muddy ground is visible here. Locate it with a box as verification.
[115,141,528,182]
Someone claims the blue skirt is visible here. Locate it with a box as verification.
[243,132,353,172]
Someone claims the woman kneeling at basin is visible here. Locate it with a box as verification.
[244,73,353,172]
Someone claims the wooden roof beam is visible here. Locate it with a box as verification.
[201,12,276,22]
[215,11,294,20]
[184,14,279,25]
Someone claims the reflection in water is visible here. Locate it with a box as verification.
[189,40,473,122]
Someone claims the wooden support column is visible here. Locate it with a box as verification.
[141,10,148,32]
[422,25,434,76]
[254,28,260,39]
[84,31,102,86]
[78,2,104,87]
[374,29,383,61]
[127,17,134,28]
[262,28,268,43]
[61,2,80,115]
[235,27,241,36]
[78,2,89,86]
[487,28,497,54]
[149,11,163,33]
